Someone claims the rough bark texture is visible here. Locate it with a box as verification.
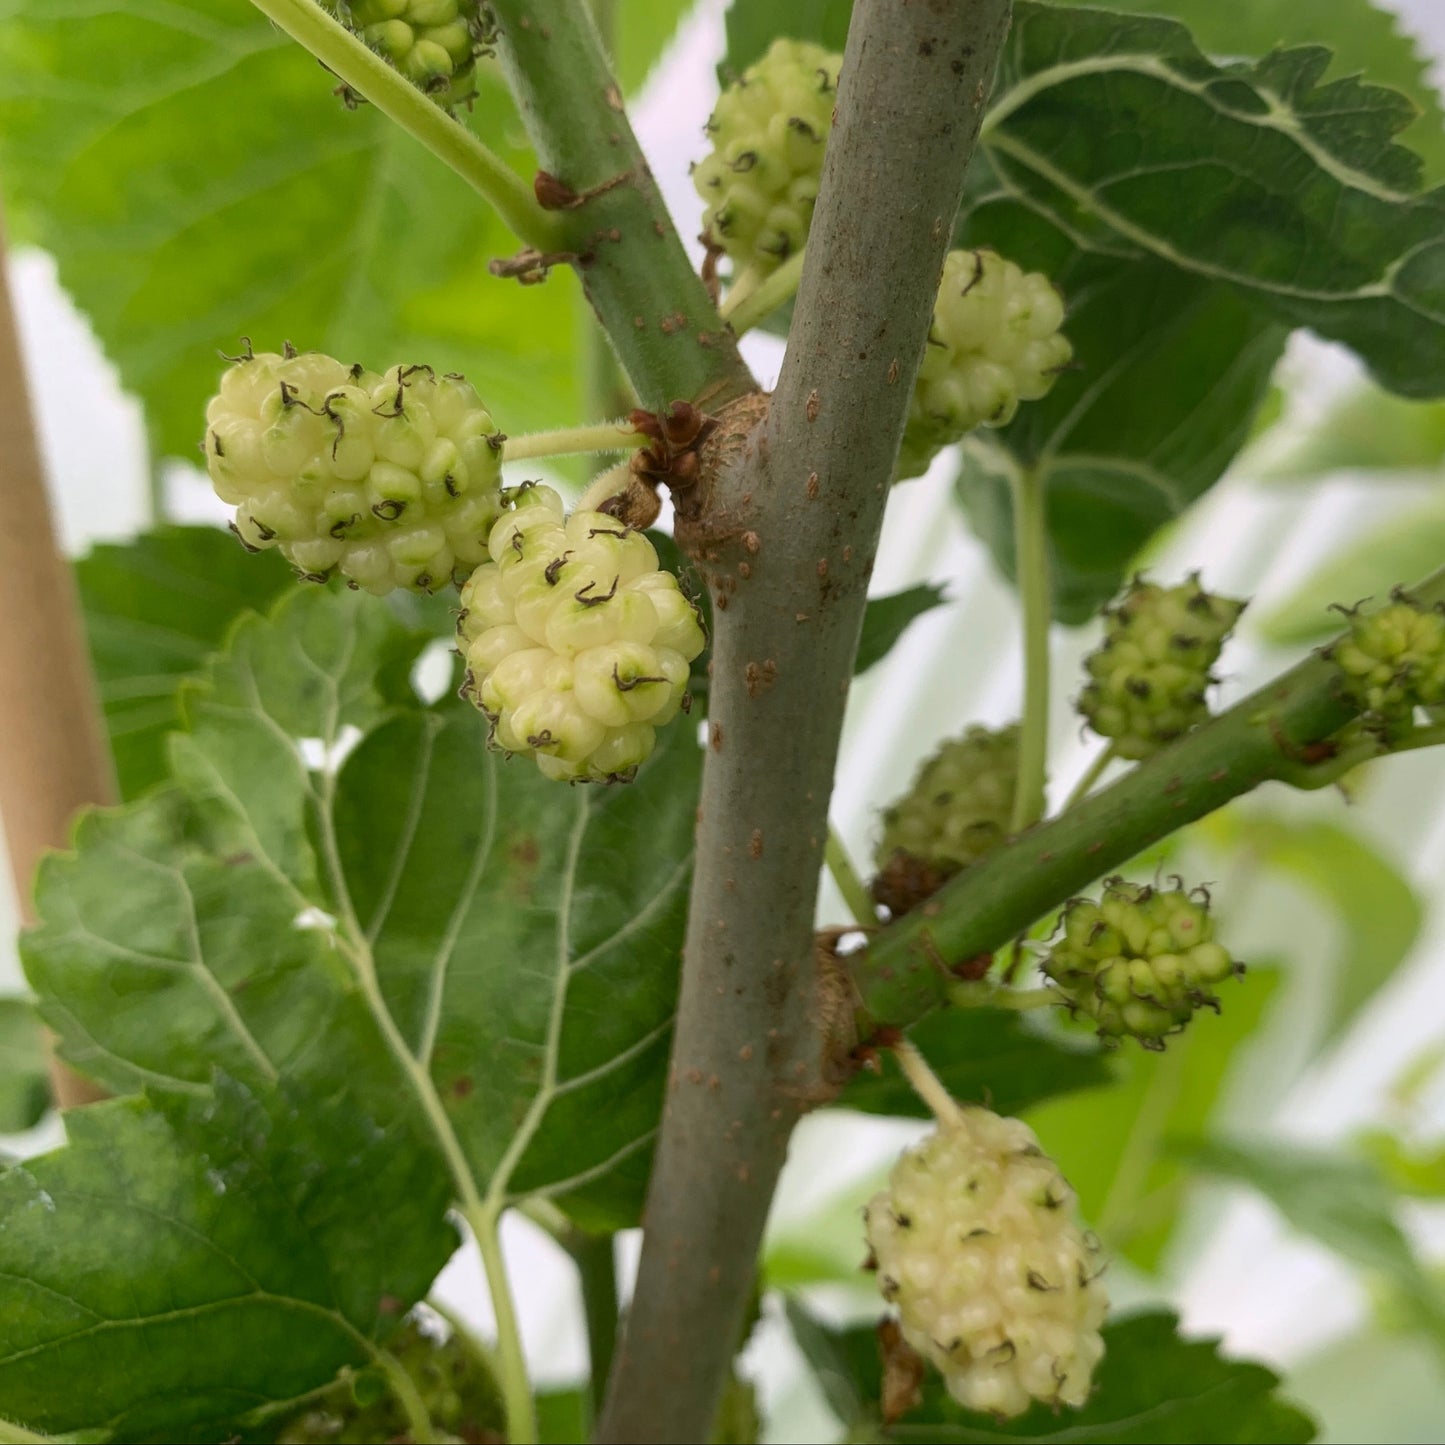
[597,4,1013,1439]
[0,211,114,1108]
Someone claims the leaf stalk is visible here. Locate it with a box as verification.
[244,0,560,248]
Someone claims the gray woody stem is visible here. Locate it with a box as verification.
[597,4,1013,1439]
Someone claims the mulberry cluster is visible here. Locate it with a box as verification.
[865,1106,1107,1419]
[1329,591,1445,729]
[1042,878,1241,1047]
[458,486,706,782]
[205,347,503,595]
[872,725,1018,914]
[1079,575,1245,760]
[330,0,494,108]
[693,38,841,278]
[896,249,1072,481]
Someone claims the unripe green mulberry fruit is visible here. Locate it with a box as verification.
[872,725,1018,914]
[1043,877,1242,1048]
[1079,575,1245,761]
[458,485,707,782]
[328,0,494,109]
[277,1315,502,1443]
[693,38,841,278]
[896,249,1072,481]
[1329,591,1445,728]
[205,347,503,595]
[865,1105,1107,1419]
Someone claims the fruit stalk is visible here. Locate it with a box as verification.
[595,3,1013,1437]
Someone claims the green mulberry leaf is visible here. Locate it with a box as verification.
[0,0,580,461]
[75,526,292,800]
[0,1085,456,1443]
[786,1303,1317,1442]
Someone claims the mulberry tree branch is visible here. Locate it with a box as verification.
[596,3,1014,1439]
[850,564,1445,1027]
[486,0,754,409]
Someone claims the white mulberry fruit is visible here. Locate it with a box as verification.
[458,486,706,782]
[865,1106,1107,1419]
[329,0,494,109]
[895,249,1072,481]
[1079,575,1245,760]
[1042,878,1242,1047]
[872,725,1018,915]
[693,38,841,279]
[204,347,503,595]
[1329,590,1445,729]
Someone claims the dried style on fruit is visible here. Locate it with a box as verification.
[1079,575,1245,760]
[1329,590,1445,731]
[865,1104,1107,1418]
[896,249,1072,481]
[205,348,503,595]
[328,0,496,109]
[458,486,706,782]
[693,38,842,279]
[873,725,1019,914]
[1043,877,1242,1047]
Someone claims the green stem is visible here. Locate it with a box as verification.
[0,1421,52,1445]
[377,1346,440,1445]
[948,982,1058,1011]
[851,565,1445,1027]
[721,250,806,337]
[501,420,645,464]
[1281,721,1445,790]
[245,0,559,247]
[487,0,753,408]
[588,0,619,42]
[571,1233,621,1428]
[825,825,878,928]
[1009,466,1052,834]
[578,0,634,429]
[580,315,637,423]
[1059,743,1116,814]
[469,1203,538,1445]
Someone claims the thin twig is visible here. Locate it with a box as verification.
[721,250,806,337]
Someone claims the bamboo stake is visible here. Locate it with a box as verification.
[0,206,114,1108]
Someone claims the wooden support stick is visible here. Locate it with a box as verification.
[0,206,114,1108]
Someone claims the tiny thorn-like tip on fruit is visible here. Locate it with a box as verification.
[867,1105,1107,1418]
